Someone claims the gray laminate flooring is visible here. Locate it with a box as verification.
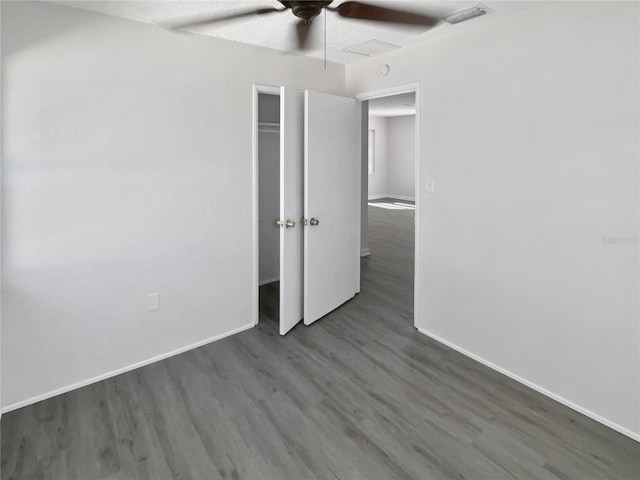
[2,198,638,479]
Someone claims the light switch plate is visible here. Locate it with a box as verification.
[426,178,435,193]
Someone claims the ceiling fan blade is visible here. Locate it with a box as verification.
[169,7,284,31]
[296,19,319,50]
[331,1,439,26]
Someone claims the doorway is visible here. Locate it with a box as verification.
[357,85,420,327]
[256,89,281,324]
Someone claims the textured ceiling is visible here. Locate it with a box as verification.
[53,1,549,64]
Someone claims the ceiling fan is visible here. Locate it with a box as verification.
[171,1,440,51]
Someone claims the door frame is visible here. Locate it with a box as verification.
[252,84,281,326]
[354,83,421,330]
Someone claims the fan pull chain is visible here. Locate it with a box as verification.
[324,6,327,71]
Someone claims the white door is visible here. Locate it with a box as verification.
[278,87,305,335]
[304,90,361,325]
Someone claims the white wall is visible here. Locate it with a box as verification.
[1,1,345,410]
[367,116,388,198]
[360,101,369,255]
[368,114,415,200]
[0,2,3,415]
[348,1,640,439]
[258,130,280,284]
[258,93,280,124]
[258,94,280,284]
[387,115,415,200]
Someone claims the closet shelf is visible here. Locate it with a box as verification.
[258,122,280,132]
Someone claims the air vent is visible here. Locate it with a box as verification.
[344,40,400,57]
[444,5,487,25]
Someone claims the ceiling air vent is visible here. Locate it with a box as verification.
[344,40,400,57]
[444,5,487,25]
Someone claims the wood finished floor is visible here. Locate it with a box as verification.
[2,198,638,479]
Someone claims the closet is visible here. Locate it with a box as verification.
[254,86,361,336]
[258,92,281,319]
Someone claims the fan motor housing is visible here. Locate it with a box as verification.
[279,1,334,21]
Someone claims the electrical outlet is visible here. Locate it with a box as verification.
[147,292,159,312]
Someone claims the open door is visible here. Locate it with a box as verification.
[278,86,304,335]
[304,90,361,325]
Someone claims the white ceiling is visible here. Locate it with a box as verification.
[369,92,416,117]
[53,1,550,65]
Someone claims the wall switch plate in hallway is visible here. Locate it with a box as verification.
[147,292,159,311]
[426,178,435,193]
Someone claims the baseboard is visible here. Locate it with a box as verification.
[360,248,370,257]
[416,327,640,443]
[387,195,415,202]
[259,276,279,286]
[1,322,255,414]
[368,194,415,202]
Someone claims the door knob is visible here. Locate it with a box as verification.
[285,219,295,228]
[310,218,319,226]
[276,220,283,226]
